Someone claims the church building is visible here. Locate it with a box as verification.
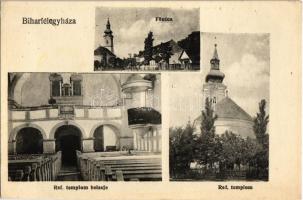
[94,18,119,70]
[193,44,254,138]
[8,73,161,167]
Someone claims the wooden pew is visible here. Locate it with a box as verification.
[115,170,124,181]
[9,158,43,181]
[77,154,162,181]
[103,161,162,181]
[8,151,62,182]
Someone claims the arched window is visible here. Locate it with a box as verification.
[93,125,118,152]
[49,73,63,97]
[213,97,217,104]
[70,74,82,96]
[93,126,104,152]
[52,80,61,96]
[73,80,82,96]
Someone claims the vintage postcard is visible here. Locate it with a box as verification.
[1,1,301,200]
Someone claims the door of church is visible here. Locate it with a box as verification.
[55,125,82,166]
[60,135,81,166]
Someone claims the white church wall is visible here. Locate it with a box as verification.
[49,109,58,118]
[30,110,46,119]
[13,73,50,107]
[107,108,121,118]
[75,109,85,118]
[89,108,104,118]
[215,118,255,138]
[82,74,120,106]
[11,111,26,120]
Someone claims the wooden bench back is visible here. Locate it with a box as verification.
[77,154,162,182]
[8,151,62,182]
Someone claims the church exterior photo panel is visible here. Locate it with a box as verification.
[169,33,270,181]
[94,7,200,71]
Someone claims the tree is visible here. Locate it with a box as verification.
[253,99,269,148]
[144,31,154,65]
[94,60,101,70]
[196,98,218,168]
[153,43,173,64]
[169,122,196,177]
[219,131,246,170]
[108,57,117,68]
[252,99,269,180]
[242,137,262,169]
[201,98,217,138]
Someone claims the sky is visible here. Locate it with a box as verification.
[95,7,199,58]
[169,33,270,127]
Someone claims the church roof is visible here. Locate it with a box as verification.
[215,97,252,121]
[194,97,252,123]
[177,31,200,65]
[94,46,115,57]
[153,39,183,54]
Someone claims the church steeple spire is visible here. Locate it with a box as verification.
[106,18,111,30]
[104,18,112,35]
[210,44,220,70]
[202,43,227,110]
[205,44,225,83]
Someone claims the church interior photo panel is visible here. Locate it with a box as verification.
[169,33,270,181]
[8,73,162,182]
[94,7,200,71]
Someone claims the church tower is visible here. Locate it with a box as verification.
[103,18,114,53]
[202,44,228,108]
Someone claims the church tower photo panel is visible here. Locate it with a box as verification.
[169,33,270,181]
[8,73,162,182]
[94,7,200,71]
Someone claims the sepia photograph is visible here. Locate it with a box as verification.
[8,73,162,181]
[169,33,270,181]
[1,1,301,199]
[94,7,200,71]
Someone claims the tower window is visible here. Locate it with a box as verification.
[213,97,217,104]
